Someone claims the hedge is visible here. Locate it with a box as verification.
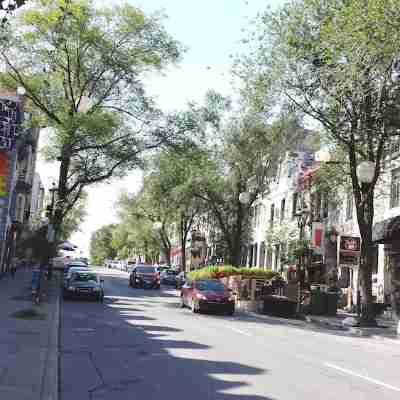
[187,265,280,281]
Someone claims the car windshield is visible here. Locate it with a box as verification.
[136,267,156,273]
[196,280,225,292]
[72,273,98,282]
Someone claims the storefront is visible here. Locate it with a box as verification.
[373,216,400,321]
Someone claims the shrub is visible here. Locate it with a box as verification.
[187,265,280,281]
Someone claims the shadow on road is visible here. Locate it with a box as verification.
[60,274,276,400]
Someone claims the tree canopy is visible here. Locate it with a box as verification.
[0,0,183,236]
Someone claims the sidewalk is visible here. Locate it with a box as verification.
[0,268,60,400]
[304,310,400,342]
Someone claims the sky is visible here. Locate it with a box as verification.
[36,0,283,256]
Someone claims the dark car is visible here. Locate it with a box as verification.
[180,279,235,315]
[129,266,160,289]
[63,261,88,281]
[160,269,178,285]
[63,271,104,301]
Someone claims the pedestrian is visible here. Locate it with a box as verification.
[10,257,17,278]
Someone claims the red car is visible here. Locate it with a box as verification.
[180,279,235,315]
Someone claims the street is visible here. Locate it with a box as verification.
[60,269,400,400]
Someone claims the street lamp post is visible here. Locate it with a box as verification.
[153,221,162,264]
[239,192,251,266]
[46,183,58,279]
[294,203,311,315]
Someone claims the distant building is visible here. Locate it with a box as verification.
[29,173,45,227]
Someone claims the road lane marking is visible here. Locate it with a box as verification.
[225,326,252,337]
[324,363,400,393]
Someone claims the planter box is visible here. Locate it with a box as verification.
[262,295,297,318]
[236,300,263,313]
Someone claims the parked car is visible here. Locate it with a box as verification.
[157,265,171,273]
[63,266,89,289]
[160,269,178,285]
[126,261,137,273]
[175,271,186,289]
[180,279,235,315]
[63,270,104,301]
[129,265,160,289]
[63,261,88,280]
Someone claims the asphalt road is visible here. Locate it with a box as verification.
[60,268,400,400]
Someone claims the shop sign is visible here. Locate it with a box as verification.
[340,236,361,253]
[0,99,19,150]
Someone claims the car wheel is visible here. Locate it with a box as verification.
[128,279,132,287]
[191,299,199,313]
[180,295,185,308]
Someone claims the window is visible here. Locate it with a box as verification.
[391,137,400,158]
[390,169,400,208]
[280,198,286,222]
[292,193,298,219]
[346,190,353,221]
[270,204,275,228]
[312,192,322,221]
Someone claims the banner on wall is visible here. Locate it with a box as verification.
[0,98,19,151]
[0,152,9,197]
[311,222,324,254]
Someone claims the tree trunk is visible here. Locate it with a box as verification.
[357,187,377,327]
[227,200,244,267]
[180,217,187,272]
[358,234,377,326]
[53,146,71,238]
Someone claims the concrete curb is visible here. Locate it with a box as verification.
[305,315,400,344]
[40,277,60,400]
[239,310,400,344]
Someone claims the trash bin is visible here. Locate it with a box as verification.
[326,292,338,316]
[310,289,328,315]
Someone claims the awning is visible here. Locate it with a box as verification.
[372,215,400,243]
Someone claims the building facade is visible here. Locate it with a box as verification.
[0,90,42,274]
[246,145,400,311]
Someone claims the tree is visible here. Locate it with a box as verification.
[0,0,182,239]
[57,192,87,241]
[112,191,164,263]
[90,224,117,266]
[239,0,400,325]
[191,103,308,266]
